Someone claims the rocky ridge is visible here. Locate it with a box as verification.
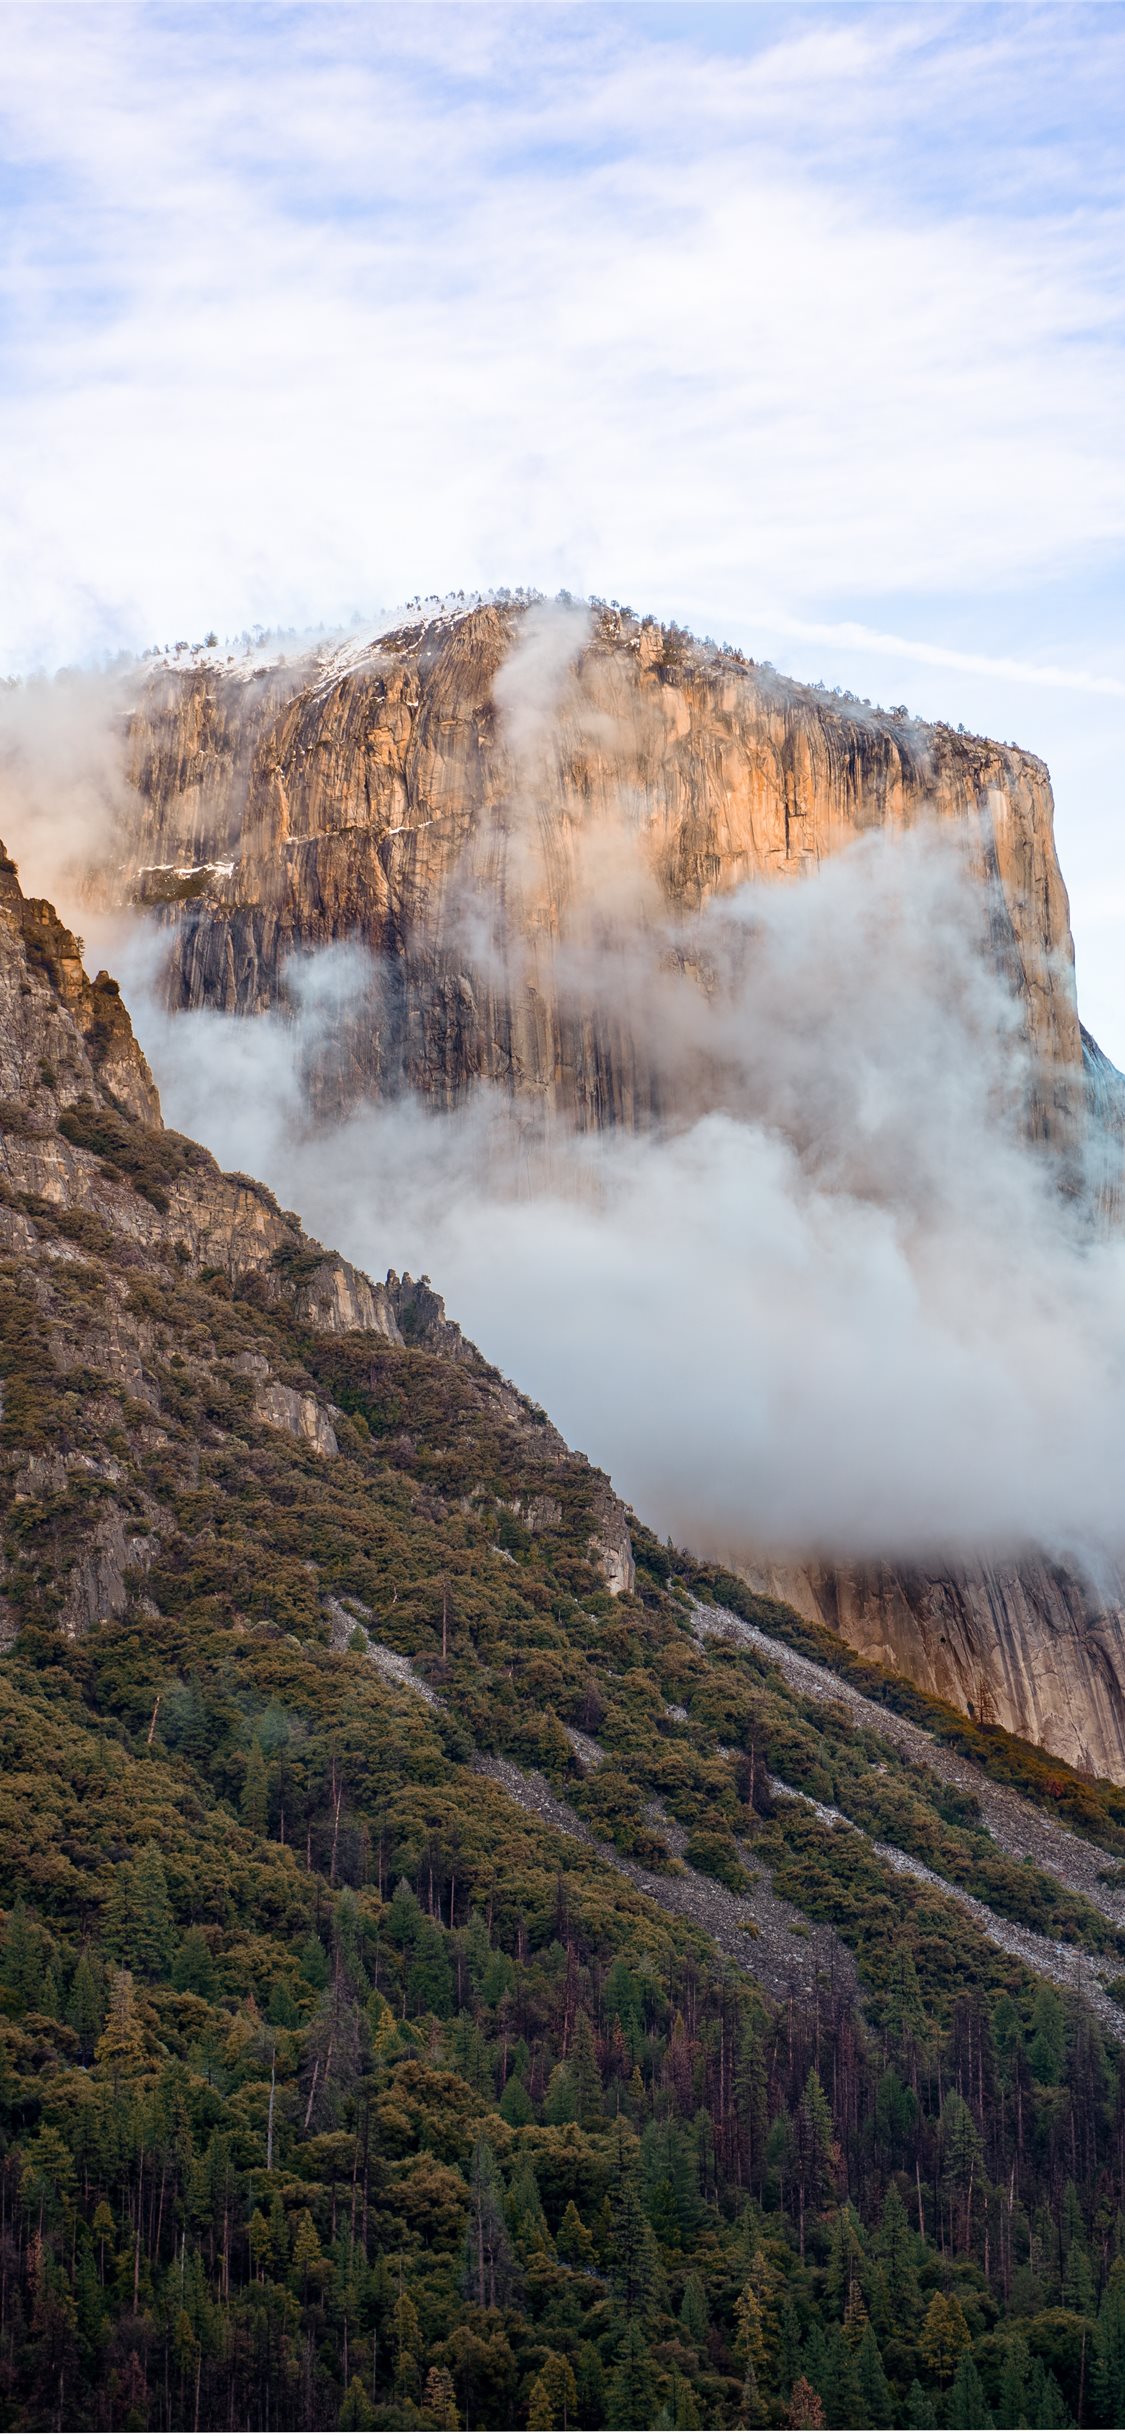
[0,841,637,1639]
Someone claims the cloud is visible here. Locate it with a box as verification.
[763,615,1125,703]
[0,660,141,915]
[105,815,1125,1575]
[0,4,1123,667]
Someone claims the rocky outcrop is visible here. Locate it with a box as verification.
[0,840,641,1699]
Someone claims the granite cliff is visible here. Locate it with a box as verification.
[84,604,1125,1780]
[120,602,1089,1151]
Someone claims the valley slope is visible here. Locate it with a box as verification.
[6,843,1125,2428]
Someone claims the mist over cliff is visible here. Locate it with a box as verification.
[104,813,1125,1574]
[11,596,1125,1770]
[50,601,1118,1562]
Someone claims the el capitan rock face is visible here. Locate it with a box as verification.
[121,603,1085,1146]
[96,605,1125,1778]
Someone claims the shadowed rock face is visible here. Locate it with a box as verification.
[105,605,1125,1779]
[742,1552,1125,1783]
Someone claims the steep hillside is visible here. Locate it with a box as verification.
[6,849,1125,2429]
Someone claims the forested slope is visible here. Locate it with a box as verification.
[4,844,1125,2431]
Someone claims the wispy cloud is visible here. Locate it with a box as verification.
[0,2,1123,660]
[765,615,1125,702]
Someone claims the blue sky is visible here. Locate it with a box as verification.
[3,1,1125,1044]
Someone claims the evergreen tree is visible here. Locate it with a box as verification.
[947,2346,992,2431]
[1028,1987,1067,2084]
[408,1915,453,2016]
[172,1926,215,1996]
[132,1844,174,1979]
[465,2139,513,2309]
[999,2329,1031,2427]
[500,2073,534,2126]
[556,2201,594,2267]
[679,2270,709,2350]
[94,1970,146,2095]
[570,2010,602,2126]
[855,2323,893,2426]
[241,1738,269,1835]
[67,1949,104,2061]
[877,2181,920,2328]
[795,2069,837,2253]
[544,2062,578,2125]
[919,2291,971,2386]
[786,2375,825,2429]
[605,2323,657,2430]
[422,2364,460,2428]
[609,2171,654,2320]
[1,1899,43,2004]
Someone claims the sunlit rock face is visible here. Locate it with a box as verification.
[119,603,1085,1146]
[104,603,1125,1780]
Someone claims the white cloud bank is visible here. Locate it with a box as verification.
[108,814,1125,1575]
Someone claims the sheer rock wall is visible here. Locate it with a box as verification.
[102,608,1125,1778]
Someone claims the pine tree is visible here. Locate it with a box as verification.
[290,2208,325,2301]
[854,2324,893,2427]
[94,1970,147,2096]
[919,2291,971,2385]
[422,2364,460,2428]
[132,1844,174,1979]
[795,2068,836,2254]
[391,2289,422,2401]
[570,2010,602,2126]
[67,1949,104,2061]
[241,1738,269,1835]
[1028,1987,1067,2085]
[101,1864,138,1969]
[172,1926,215,1997]
[507,2156,549,2251]
[1000,2328,1033,2426]
[500,2075,534,2126]
[826,2203,866,2317]
[465,2140,513,2309]
[823,2324,863,2425]
[338,2375,377,2428]
[786,2375,825,2430]
[609,2171,653,2319]
[527,2373,554,2428]
[2,1899,43,2003]
[948,2347,993,2430]
[877,2180,920,2328]
[556,2200,594,2266]
[544,2062,578,2124]
[605,2322,657,2429]
[679,2270,709,2349]
[538,2352,577,2428]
